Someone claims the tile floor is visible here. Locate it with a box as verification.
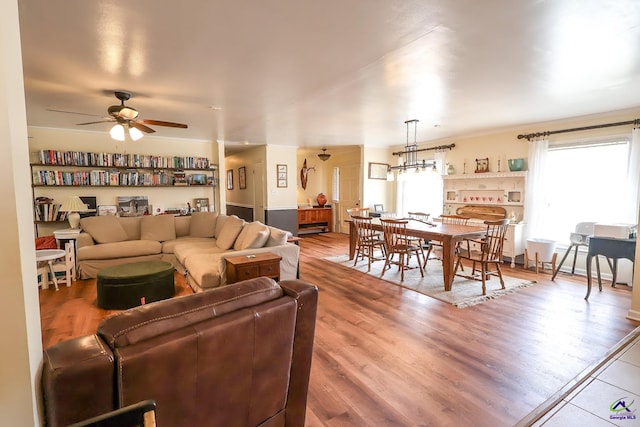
[532,332,640,426]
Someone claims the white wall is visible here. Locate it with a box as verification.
[265,144,298,209]
[1,0,42,424]
[362,146,395,212]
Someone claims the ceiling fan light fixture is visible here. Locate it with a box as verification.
[129,125,144,141]
[110,123,125,141]
[317,147,331,161]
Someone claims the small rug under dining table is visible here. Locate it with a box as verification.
[324,254,535,308]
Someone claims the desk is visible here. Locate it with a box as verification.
[36,249,66,291]
[347,219,486,291]
[585,236,636,300]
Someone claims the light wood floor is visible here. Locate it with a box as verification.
[39,233,639,426]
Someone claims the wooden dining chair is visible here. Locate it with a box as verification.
[380,219,425,282]
[346,207,370,218]
[352,215,386,272]
[454,219,510,295]
[424,214,470,268]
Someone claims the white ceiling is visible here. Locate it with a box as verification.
[17,0,640,149]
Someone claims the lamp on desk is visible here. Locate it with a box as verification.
[59,195,91,229]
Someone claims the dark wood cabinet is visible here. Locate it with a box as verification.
[226,252,282,284]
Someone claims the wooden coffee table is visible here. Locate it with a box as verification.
[226,252,282,285]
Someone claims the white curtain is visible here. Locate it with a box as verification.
[625,127,640,223]
[524,137,548,238]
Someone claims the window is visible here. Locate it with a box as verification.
[396,169,443,218]
[541,139,630,243]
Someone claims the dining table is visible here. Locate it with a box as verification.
[347,218,487,291]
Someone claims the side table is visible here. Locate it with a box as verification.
[226,252,282,285]
[54,228,81,279]
[36,249,66,291]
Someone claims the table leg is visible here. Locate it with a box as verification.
[348,222,357,260]
[585,254,592,300]
[442,237,456,291]
[47,260,59,291]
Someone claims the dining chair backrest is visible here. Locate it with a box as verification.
[347,207,370,218]
[407,212,430,222]
[441,214,470,225]
[481,219,510,262]
[380,219,410,249]
[352,215,378,241]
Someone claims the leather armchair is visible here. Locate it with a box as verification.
[42,277,318,427]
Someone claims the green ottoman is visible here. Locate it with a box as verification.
[97,261,175,309]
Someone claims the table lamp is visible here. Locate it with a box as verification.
[59,195,91,229]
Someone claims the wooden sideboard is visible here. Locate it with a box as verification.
[297,207,332,234]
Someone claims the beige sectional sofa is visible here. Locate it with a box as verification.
[76,212,299,292]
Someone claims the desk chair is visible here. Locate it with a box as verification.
[352,215,386,272]
[454,219,510,295]
[380,219,425,282]
[551,222,596,281]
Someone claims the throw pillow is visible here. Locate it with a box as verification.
[233,221,270,250]
[140,215,176,242]
[266,226,288,247]
[215,215,245,250]
[214,214,229,238]
[80,216,128,244]
[35,235,58,249]
[189,211,218,238]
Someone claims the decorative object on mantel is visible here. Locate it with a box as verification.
[59,195,92,229]
[508,158,524,171]
[446,163,455,175]
[316,193,327,207]
[388,119,455,179]
[475,158,489,173]
[300,158,315,190]
[317,147,331,161]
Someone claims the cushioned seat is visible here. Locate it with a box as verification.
[97,261,175,309]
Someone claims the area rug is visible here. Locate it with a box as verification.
[324,254,535,308]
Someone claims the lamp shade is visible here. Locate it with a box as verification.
[59,196,90,229]
[317,147,331,161]
[110,123,125,141]
[129,126,144,141]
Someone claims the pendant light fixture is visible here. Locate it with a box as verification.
[317,147,331,161]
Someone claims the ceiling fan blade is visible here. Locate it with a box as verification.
[76,119,115,125]
[47,108,103,117]
[141,119,188,129]
[130,121,156,134]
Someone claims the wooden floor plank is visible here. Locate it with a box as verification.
[39,232,639,426]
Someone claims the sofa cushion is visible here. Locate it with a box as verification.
[77,240,162,260]
[140,215,176,242]
[189,212,218,238]
[233,221,270,250]
[117,217,142,240]
[174,216,191,237]
[216,216,245,250]
[266,226,289,247]
[162,237,217,254]
[80,216,128,244]
[214,214,229,238]
[173,241,224,265]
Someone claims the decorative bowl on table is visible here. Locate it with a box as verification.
[508,158,524,171]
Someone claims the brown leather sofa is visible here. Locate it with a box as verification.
[41,277,318,427]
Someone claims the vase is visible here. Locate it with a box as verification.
[447,164,455,175]
[316,193,327,207]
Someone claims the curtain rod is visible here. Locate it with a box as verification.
[517,119,640,141]
[392,143,455,157]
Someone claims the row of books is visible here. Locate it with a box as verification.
[34,203,68,222]
[35,150,211,170]
[33,170,178,186]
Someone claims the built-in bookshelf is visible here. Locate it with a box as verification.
[31,149,219,233]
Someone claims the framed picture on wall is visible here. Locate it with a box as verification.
[368,162,389,180]
[277,164,287,188]
[226,169,234,190]
[239,166,247,189]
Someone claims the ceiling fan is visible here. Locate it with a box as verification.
[66,91,188,141]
